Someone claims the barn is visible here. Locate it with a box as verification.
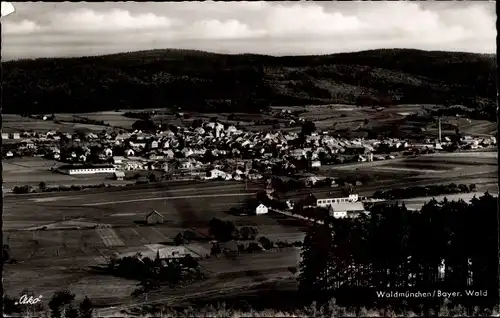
[146,210,164,225]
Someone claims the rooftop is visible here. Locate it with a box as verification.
[312,192,347,200]
[330,202,366,212]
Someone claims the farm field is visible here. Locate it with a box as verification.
[2,114,110,133]
[285,152,497,201]
[326,152,497,175]
[2,157,134,189]
[3,181,307,308]
[384,192,497,211]
[55,111,140,130]
[269,104,496,139]
[3,150,497,311]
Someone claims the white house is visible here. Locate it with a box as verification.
[149,140,159,149]
[114,171,125,180]
[1,133,9,140]
[103,148,113,157]
[329,201,367,219]
[208,169,227,179]
[125,149,135,157]
[113,156,125,164]
[311,160,321,168]
[162,140,170,149]
[163,149,175,159]
[255,204,269,215]
[179,160,193,170]
[6,151,14,157]
[181,148,194,158]
[12,133,20,139]
[161,162,169,172]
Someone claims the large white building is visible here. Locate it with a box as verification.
[312,193,367,219]
[328,202,367,219]
[316,194,359,207]
[56,165,116,175]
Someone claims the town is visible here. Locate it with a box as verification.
[3,109,496,191]
[2,1,498,316]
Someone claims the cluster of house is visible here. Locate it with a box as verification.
[2,132,21,140]
[3,119,496,179]
[283,192,370,219]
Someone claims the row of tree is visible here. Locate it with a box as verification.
[12,182,112,194]
[298,192,498,311]
[107,253,203,288]
[373,183,476,200]
[270,174,375,194]
[208,218,259,242]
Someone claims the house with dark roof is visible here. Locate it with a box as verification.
[146,210,164,225]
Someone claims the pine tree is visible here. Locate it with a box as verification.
[79,296,93,318]
[298,220,334,304]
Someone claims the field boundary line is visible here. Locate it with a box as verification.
[84,192,257,206]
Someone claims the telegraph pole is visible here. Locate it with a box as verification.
[438,116,442,143]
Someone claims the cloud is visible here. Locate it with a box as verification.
[53,9,176,32]
[262,3,362,36]
[1,1,496,60]
[3,19,40,35]
[184,19,264,40]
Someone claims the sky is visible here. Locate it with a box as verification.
[1,1,496,60]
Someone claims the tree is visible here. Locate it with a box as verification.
[258,236,274,250]
[78,296,93,318]
[301,120,316,136]
[174,232,185,246]
[298,221,334,304]
[66,304,79,318]
[49,290,75,318]
[148,173,157,183]
[132,119,157,132]
[240,226,258,240]
[3,244,11,263]
[3,295,21,315]
[191,119,204,129]
[208,218,236,242]
[38,181,47,192]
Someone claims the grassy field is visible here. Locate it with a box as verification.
[283,152,498,202]
[55,111,137,130]
[3,181,307,308]
[2,114,111,133]
[9,104,496,139]
[2,157,134,189]
[268,104,496,138]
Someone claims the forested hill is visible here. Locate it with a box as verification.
[2,48,496,115]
